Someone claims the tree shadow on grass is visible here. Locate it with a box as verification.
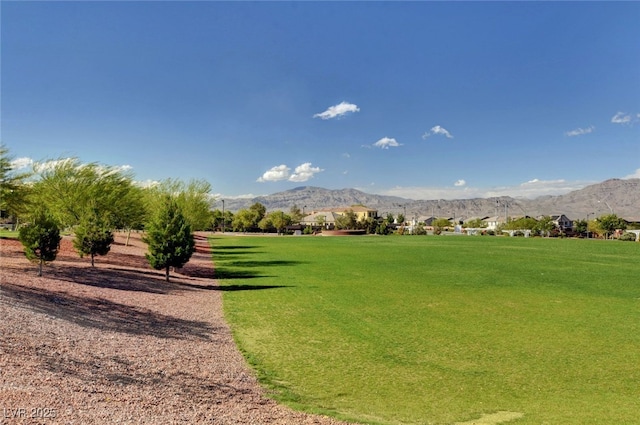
[2,283,217,340]
[222,260,306,268]
[213,268,268,280]
[212,250,265,258]
[175,281,291,291]
[217,284,291,291]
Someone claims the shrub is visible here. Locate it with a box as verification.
[413,224,427,235]
[619,232,637,242]
[18,210,61,276]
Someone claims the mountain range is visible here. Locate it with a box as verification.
[223,178,640,221]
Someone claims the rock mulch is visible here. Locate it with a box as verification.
[0,233,353,424]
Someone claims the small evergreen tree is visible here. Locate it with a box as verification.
[18,209,61,276]
[143,197,195,282]
[73,211,114,267]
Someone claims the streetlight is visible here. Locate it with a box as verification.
[586,211,594,239]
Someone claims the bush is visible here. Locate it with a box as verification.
[18,210,61,276]
[619,232,637,242]
[413,224,427,235]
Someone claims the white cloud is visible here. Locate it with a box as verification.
[373,137,402,149]
[257,162,324,183]
[134,179,160,188]
[624,168,640,179]
[374,178,592,200]
[611,111,639,125]
[289,162,323,182]
[422,125,454,139]
[313,101,360,120]
[10,157,34,170]
[257,164,291,182]
[565,126,595,137]
[213,192,258,200]
[454,179,466,187]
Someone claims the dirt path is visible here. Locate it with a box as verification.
[0,232,353,424]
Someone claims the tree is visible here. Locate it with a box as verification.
[143,197,195,282]
[18,209,61,276]
[432,218,452,235]
[258,215,272,233]
[211,208,233,231]
[463,218,487,229]
[360,217,378,234]
[413,223,427,235]
[375,222,391,235]
[596,214,627,239]
[249,202,267,224]
[73,209,114,267]
[573,219,588,236]
[269,211,292,234]
[289,204,304,223]
[31,158,142,230]
[505,217,538,231]
[233,209,257,232]
[335,210,358,230]
[0,146,32,222]
[112,184,146,245]
[535,216,556,237]
[144,178,214,231]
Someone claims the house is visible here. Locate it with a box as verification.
[550,214,573,231]
[339,205,378,221]
[300,211,342,228]
[483,216,508,231]
[300,206,379,229]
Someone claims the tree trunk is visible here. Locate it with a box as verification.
[126,229,131,246]
[165,266,170,282]
[91,253,95,267]
[38,257,43,277]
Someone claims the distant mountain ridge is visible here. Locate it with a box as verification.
[223,179,640,220]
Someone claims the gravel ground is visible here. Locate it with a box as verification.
[0,233,353,425]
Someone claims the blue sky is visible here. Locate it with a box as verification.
[3,1,639,201]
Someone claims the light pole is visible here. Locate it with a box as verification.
[586,211,594,239]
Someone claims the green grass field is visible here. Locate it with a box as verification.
[212,235,640,425]
[0,229,18,239]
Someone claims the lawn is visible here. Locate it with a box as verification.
[0,229,19,239]
[212,235,640,425]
